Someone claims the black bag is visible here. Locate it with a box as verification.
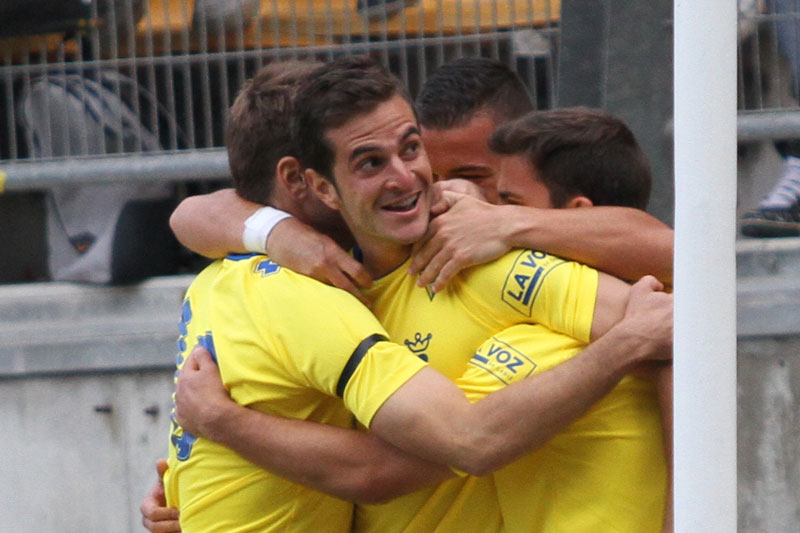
[0,0,145,39]
[0,0,91,38]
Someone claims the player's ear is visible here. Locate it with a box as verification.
[305,168,341,210]
[565,195,594,208]
[275,156,305,199]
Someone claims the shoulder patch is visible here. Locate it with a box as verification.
[502,250,565,316]
[469,336,537,385]
[254,258,281,278]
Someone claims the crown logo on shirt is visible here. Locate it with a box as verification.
[404,332,432,353]
[404,332,432,361]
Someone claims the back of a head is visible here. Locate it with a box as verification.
[226,59,322,204]
[294,55,411,182]
[416,57,534,130]
[489,107,652,210]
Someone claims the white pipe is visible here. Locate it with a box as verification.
[673,1,738,531]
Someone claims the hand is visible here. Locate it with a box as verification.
[140,459,180,533]
[429,179,486,216]
[617,276,673,362]
[409,194,511,293]
[175,346,234,440]
[267,217,372,306]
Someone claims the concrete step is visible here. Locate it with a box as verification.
[0,275,192,376]
[737,236,800,337]
[0,275,192,324]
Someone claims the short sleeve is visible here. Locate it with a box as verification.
[459,250,599,343]
[212,256,426,425]
[455,324,586,402]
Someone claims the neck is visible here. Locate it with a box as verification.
[359,241,413,279]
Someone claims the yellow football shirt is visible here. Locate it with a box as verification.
[457,324,667,532]
[355,250,599,533]
[164,254,428,533]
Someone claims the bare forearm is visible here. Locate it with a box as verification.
[206,402,451,503]
[170,189,260,258]
[507,206,674,284]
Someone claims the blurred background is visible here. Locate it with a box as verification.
[0,1,797,531]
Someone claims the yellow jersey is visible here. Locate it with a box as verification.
[164,254,428,532]
[457,324,667,532]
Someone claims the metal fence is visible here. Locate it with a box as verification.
[0,0,560,190]
[737,1,800,141]
[3,1,800,190]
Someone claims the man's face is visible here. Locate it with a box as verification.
[496,154,554,208]
[421,112,502,204]
[320,95,434,254]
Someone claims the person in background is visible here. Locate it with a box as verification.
[740,0,800,237]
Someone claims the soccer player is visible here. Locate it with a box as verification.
[453,107,673,532]
[157,58,672,532]
[297,58,666,531]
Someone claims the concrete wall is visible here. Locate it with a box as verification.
[0,371,174,532]
[0,276,186,532]
[738,337,800,532]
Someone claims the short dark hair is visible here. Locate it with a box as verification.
[226,59,321,204]
[489,107,652,210]
[293,55,413,184]
[416,57,534,130]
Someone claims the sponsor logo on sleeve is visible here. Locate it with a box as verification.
[470,336,537,385]
[502,250,566,316]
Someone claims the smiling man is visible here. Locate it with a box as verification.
[264,56,665,531]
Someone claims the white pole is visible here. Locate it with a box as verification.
[673,1,737,531]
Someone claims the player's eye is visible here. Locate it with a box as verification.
[358,156,383,171]
[401,141,420,158]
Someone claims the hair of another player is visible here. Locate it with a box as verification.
[293,55,414,184]
[416,56,534,130]
[489,107,652,210]
[225,59,322,204]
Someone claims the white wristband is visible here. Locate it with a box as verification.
[242,206,292,254]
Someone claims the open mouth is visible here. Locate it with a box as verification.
[382,192,421,212]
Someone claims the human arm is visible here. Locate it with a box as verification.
[169,188,257,258]
[369,276,672,475]
[186,276,670,479]
[140,459,181,533]
[175,346,453,504]
[170,189,371,302]
[410,194,674,292]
